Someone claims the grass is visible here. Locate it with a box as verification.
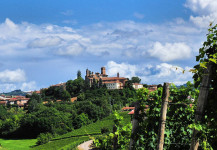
[32,111,130,150]
[0,138,37,150]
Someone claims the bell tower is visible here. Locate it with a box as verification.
[101,67,106,75]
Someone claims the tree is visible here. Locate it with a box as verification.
[99,78,103,88]
[143,84,148,88]
[66,78,84,97]
[131,77,141,83]
[77,70,81,79]
[61,90,71,102]
[27,92,42,112]
[157,84,163,88]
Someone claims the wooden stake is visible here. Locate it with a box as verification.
[129,101,140,150]
[190,64,212,150]
[157,82,170,150]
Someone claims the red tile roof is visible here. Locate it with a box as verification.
[128,110,134,115]
[122,107,135,110]
[71,97,77,103]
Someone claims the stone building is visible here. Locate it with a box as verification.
[85,67,128,89]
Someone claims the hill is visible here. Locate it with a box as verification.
[0,89,27,96]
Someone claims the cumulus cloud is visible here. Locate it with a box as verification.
[148,42,192,61]
[106,61,193,85]
[21,81,37,91]
[0,69,26,83]
[28,36,62,48]
[106,61,137,78]
[185,0,217,28]
[57,43,85,56]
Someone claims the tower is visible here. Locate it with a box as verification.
[86,69,90,77]
[101,67,106,75]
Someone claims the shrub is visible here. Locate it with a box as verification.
[36,133,53,145]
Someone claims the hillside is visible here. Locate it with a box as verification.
[0,89,26,96]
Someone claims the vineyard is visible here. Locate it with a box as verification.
[93,24,217,150]
[31,112,130,150]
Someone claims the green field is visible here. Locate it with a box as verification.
[0,112,130,150]
[0,138,37,150]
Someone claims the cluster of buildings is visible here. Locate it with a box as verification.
[0,95,29,108]
[85,67,146,90]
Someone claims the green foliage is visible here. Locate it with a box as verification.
[131,76,141,83]
[66,78,84,97]
[131,84,196,149]
[36,132,53,145]
[32,112,130,150]
[61,90,71,102]
[192,24,217,149]
[93,112,132,150]
[77,70,82,79]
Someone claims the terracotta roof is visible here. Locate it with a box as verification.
[51,83,66,87]
[9,98,17,101]
[71,97,77,102]
[122,107,135,110]
[128,110,134,115]
[101,77,127,80]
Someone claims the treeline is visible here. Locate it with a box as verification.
[0,73,137,139]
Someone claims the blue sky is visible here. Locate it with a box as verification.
[0,0,216,92]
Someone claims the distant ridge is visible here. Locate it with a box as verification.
[0,89,27,96]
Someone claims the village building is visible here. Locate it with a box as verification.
[132,83,143,89]
[85,67,128,89]
[0,95,29,108]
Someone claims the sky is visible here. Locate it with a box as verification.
[0,0,216,92]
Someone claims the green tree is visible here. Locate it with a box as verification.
[157,84,163,88]
[28,92,42,112]
[77,70,81,79]
[131,76,141,83]
[61,90,71,102]
[66,78,84,97]
[143,84,148,88]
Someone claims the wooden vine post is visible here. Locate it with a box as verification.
[157,82,170,150]
[129,100,140,150]
[190,64,212,150]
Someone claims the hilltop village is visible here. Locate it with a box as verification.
[0,67,157,108]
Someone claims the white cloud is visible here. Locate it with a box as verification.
[106,61,137,78]
[21,81,37,92]
[148,42,192,61]
[0,69,26,83]
[190,14,217,28]
[185,0,217,15]
[185,0,217,28]
[106,61,193,85]
[28,36,62,48]
[57,43,84,56]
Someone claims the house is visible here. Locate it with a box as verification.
[132,83,143,89]
[147,85,158,92]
